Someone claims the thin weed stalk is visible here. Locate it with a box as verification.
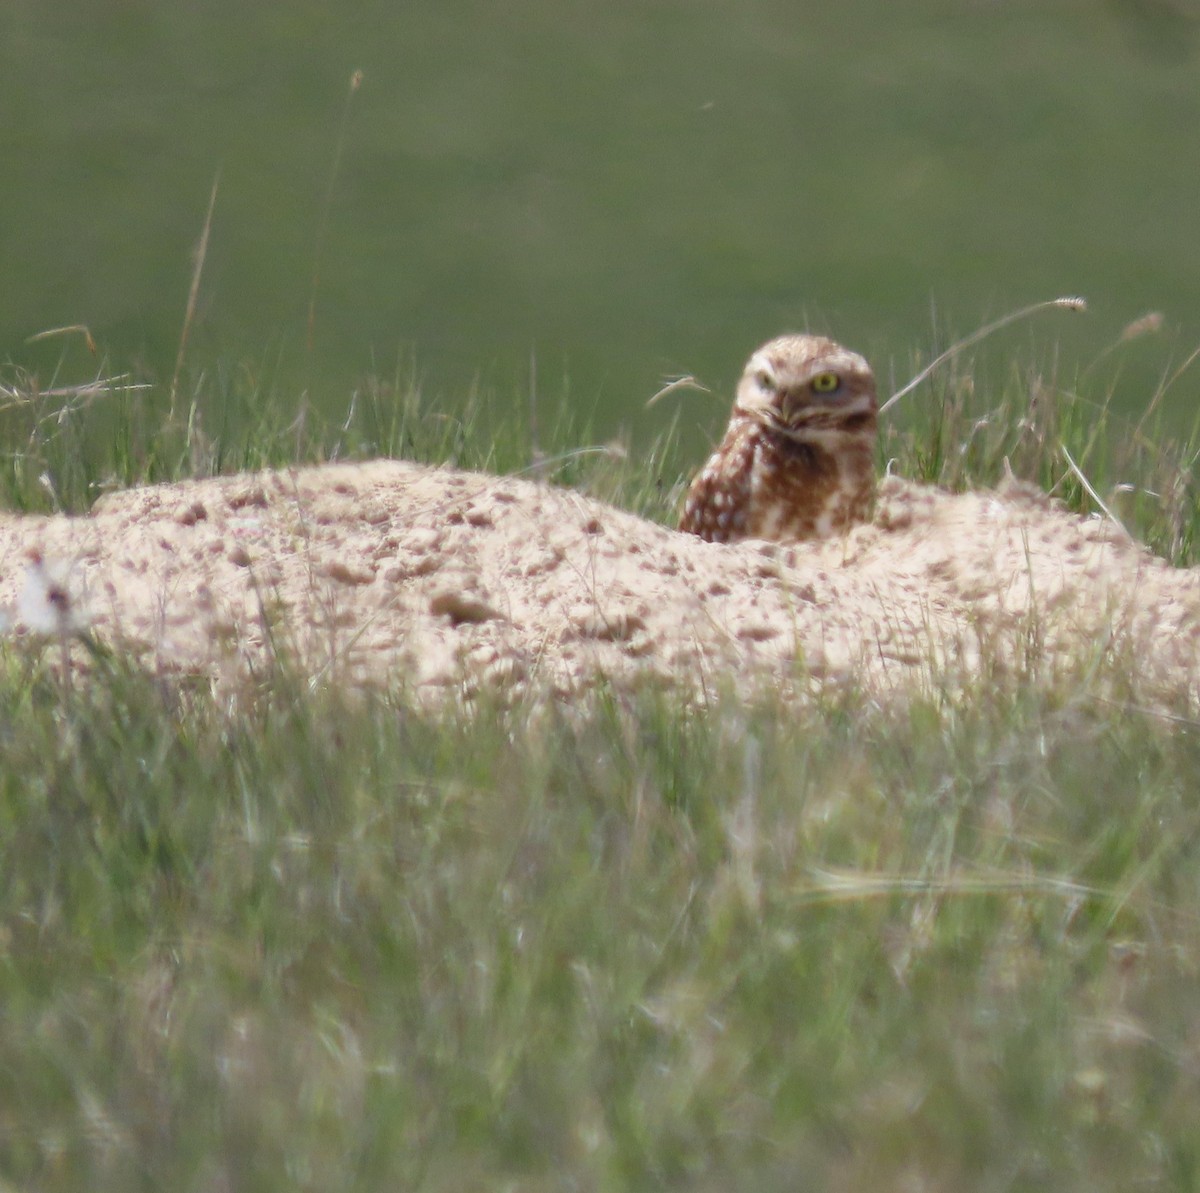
[171,171,221,421]
[306,69,364,357]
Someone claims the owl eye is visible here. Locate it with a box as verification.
[811,372,841,394]
[755,370,774,391]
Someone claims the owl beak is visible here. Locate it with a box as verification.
[780,386,828,414]
[788,384,866,412]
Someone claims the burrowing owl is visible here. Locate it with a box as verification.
[679,334,877,543]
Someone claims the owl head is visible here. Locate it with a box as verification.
[733,334,877,438]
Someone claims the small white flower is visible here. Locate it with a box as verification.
[16,552,88,636]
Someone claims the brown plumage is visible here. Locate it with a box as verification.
[679,334,877,543]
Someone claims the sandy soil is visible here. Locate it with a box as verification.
[1,459,1198,708]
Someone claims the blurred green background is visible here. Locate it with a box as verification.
[4,0,1200,445]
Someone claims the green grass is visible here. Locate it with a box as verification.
[2,348,1200,1191]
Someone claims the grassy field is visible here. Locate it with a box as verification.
[2,346,1200,1191]
[9,0,1200,437]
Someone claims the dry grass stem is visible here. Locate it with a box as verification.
[170,171,221,418]
[645,375,712,409]
[1060,442,1131,538]
[26,325,97,354]
[306,69,364,355]
[879,295,1088,417]
[800,866,1103,903]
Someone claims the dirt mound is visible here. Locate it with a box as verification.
[1,459,1197,706]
